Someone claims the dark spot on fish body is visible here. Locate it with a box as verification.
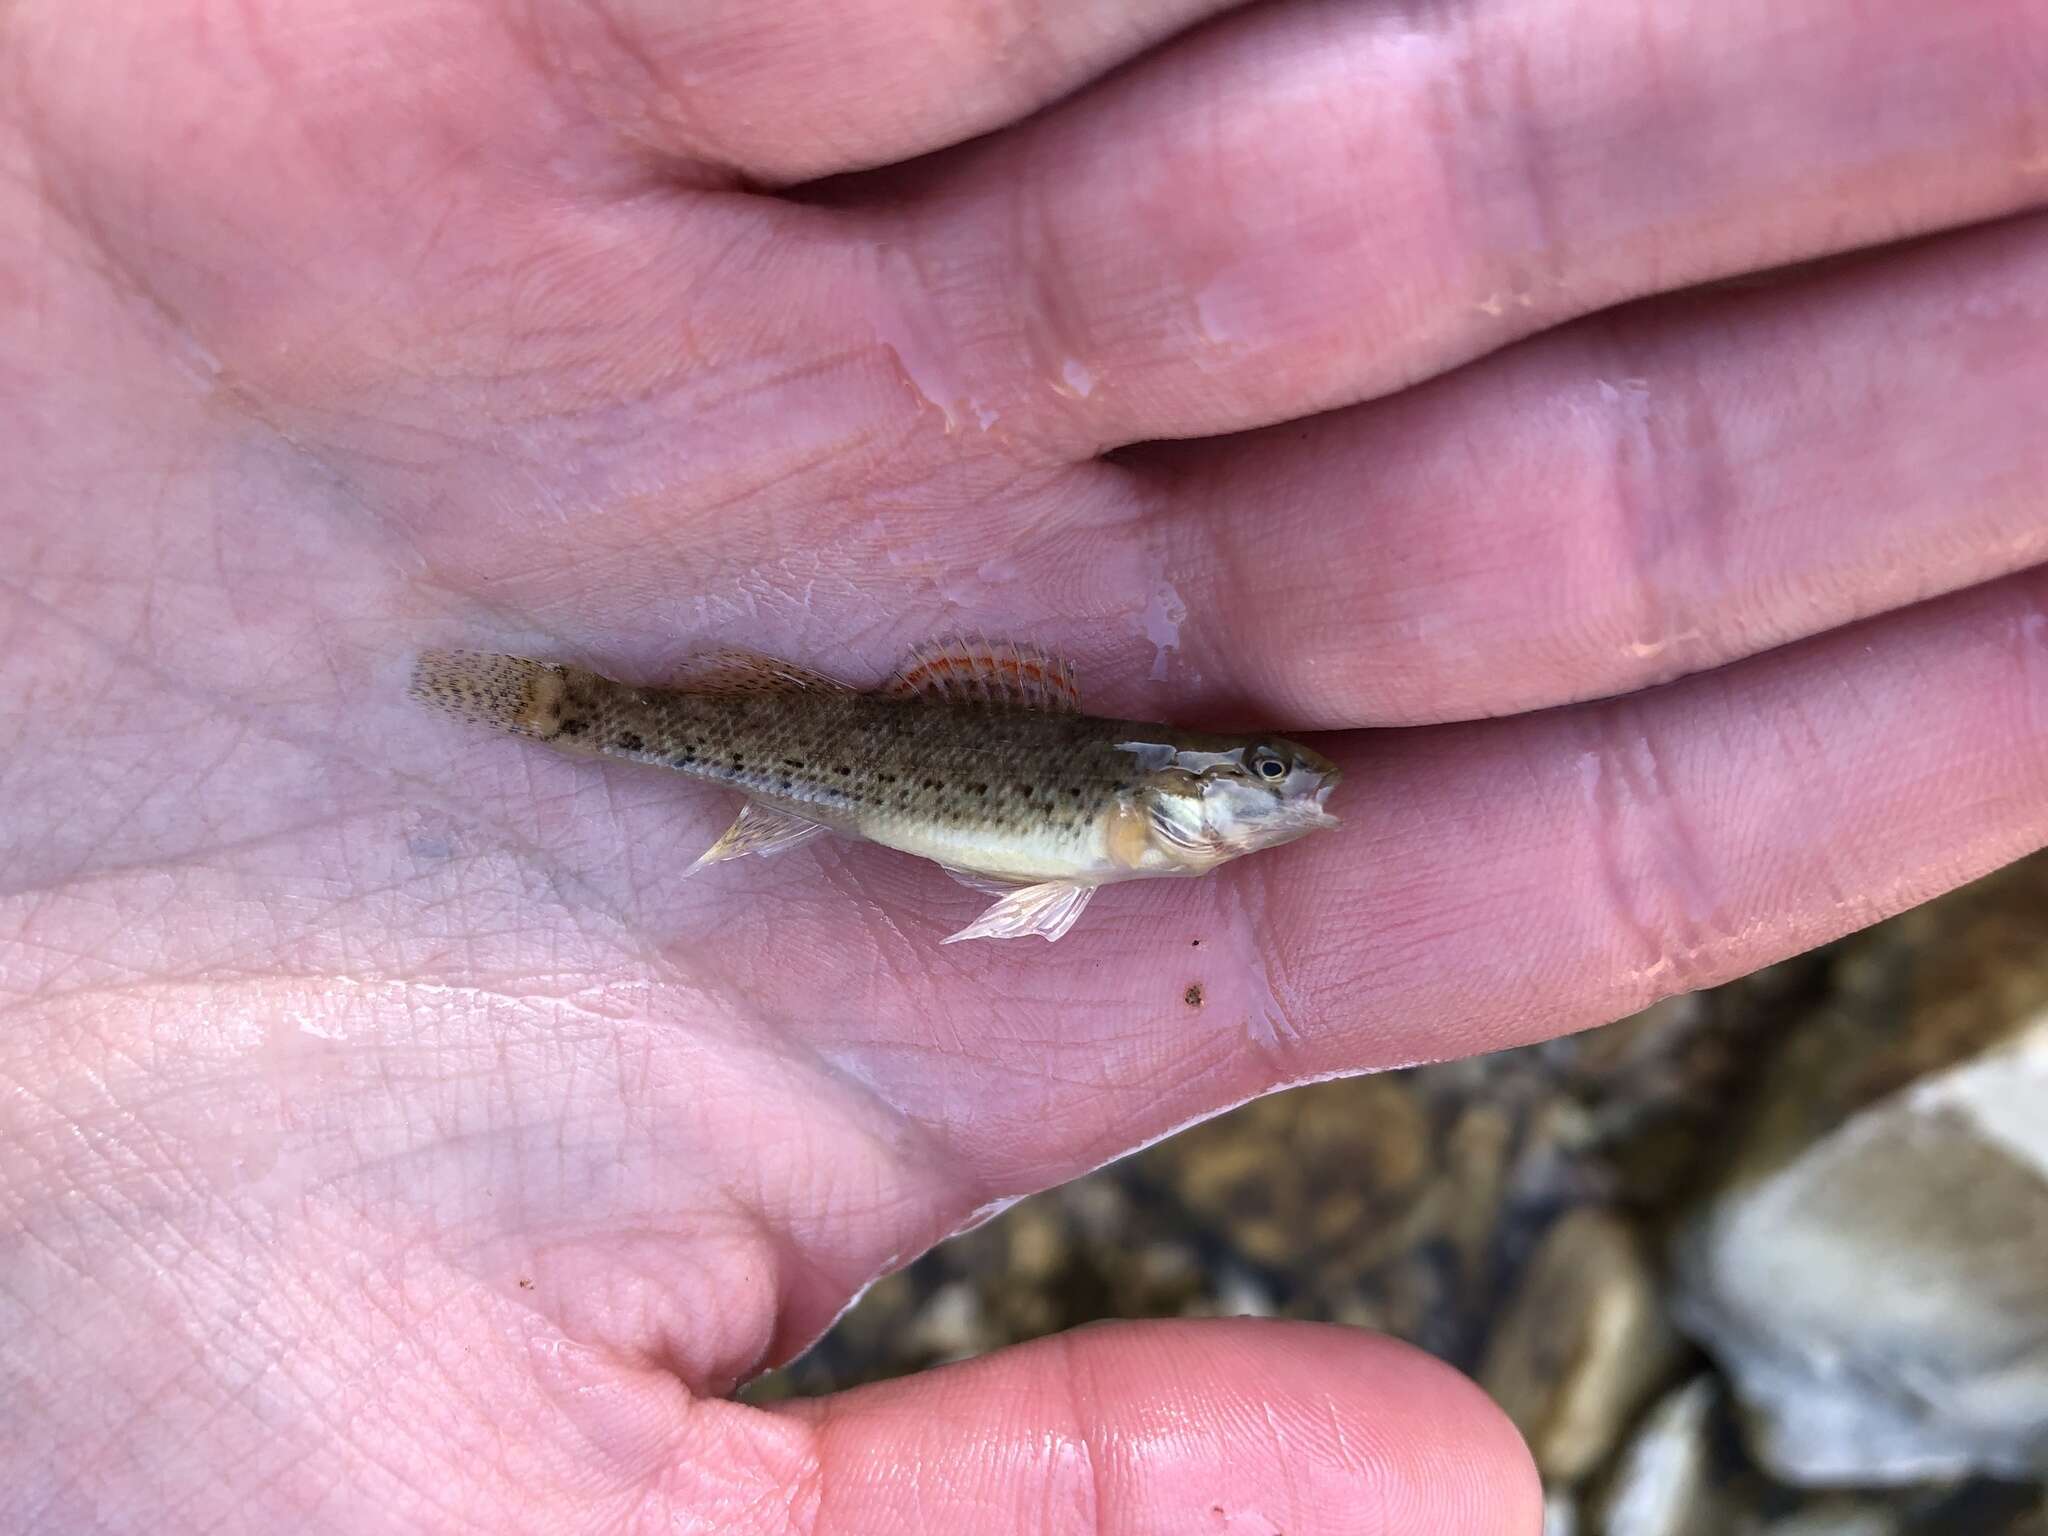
[617,731,644,753]
[555,717,588,738]
[1184,984,1204,1007]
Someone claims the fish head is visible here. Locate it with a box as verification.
[1131,734,1342,870]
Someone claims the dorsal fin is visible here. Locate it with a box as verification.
[673,648,851,694]
[883,635,1081,711]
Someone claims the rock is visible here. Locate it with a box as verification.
[1003,1200,1070,1283]
[1206,1266,1277,1320]
[1479,1207,1682,1481]
[1444,1104,1514,1289]
[1673,950,2048,1486]
[903,1280,988,1364]
[1757,1503,1902,1536]
[1147,1075,1430,1269]
[1594,1377,1723,1536]
[2008,1491,2048,1536]
[1057,1177,1132,1248]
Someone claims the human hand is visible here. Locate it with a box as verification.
[5,0,2045,1530]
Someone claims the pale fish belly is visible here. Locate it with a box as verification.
[845,803,1134,886]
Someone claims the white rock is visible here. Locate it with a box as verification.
[1673,1014,2048,1483]
[1480,1207,1681,1481]
[1595,1377,1721,1536]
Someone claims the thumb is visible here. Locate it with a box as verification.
[776,1318,1539,1534]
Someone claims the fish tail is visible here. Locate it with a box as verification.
[409,649,619,753]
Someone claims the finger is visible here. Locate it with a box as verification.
[779,1320,1539,1536]
[1251,565,2048,1075]
[533,0,1244,184]
[892,0,2048,450]
[1148,208,2048,726]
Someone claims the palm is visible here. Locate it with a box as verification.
[6,1,2046,1531]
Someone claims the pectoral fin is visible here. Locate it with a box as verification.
[687,800,828,872]
[942,880,1097,944]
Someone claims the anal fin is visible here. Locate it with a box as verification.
[687,800,829,872]
[942,880,1097,944]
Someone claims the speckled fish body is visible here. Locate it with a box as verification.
[410,640,1342,942]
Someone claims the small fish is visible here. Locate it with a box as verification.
[408,638,1342,942]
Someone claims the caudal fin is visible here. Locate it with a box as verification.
[409,649,579,742]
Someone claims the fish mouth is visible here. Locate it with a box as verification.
[1303,779,1341,825]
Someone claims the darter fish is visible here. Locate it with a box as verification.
[409,638,1342,942]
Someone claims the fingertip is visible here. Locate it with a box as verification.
[781,1318,1540,1535]
[1061,1318,1543,1536]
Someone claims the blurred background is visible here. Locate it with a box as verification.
[749,850,2048,1535]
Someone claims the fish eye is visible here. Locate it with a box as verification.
[1254,753,1287,781]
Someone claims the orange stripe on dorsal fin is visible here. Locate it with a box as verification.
[882,635,1082,712]
[673,648,851,694]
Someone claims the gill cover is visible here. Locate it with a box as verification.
[1131,738,1342,869]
